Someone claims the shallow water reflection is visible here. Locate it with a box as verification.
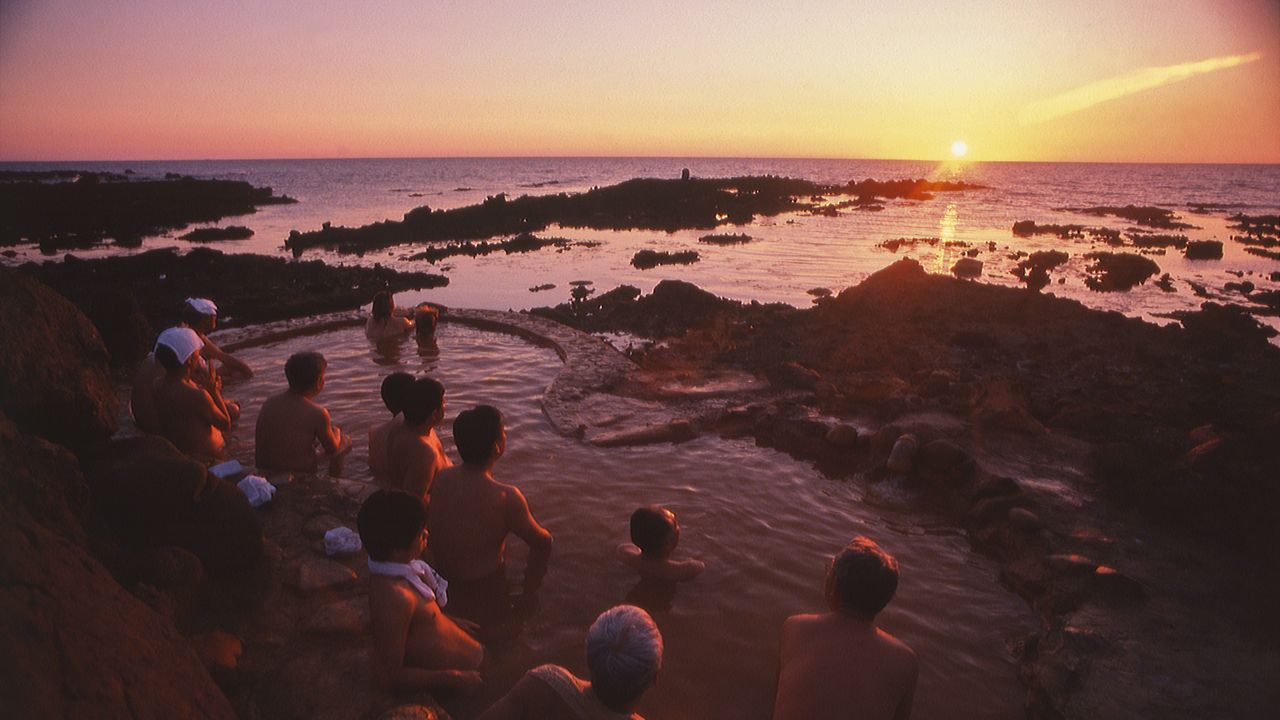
[225,323,1035,719]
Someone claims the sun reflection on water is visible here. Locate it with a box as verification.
[936,201,960,274]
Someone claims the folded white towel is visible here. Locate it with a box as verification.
[324,527,363,556]
[367,559,449,607]
[236,474,276,507]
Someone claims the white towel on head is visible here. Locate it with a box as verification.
[185,297,219,316]
[367,559,449,607]
[155,327,204,364]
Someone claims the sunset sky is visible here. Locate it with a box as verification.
[1,0,1277,162]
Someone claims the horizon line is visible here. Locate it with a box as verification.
[2,154,1278,167]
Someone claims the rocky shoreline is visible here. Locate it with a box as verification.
[531,259,1280,718]
[3,246,1279,717]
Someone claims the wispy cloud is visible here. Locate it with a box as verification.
[1019,52,1263,125]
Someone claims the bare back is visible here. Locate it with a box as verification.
[427,466,514,582]
[368,576,482,673]
[773,613,918,720]
[255,390,331,473]
[130,355,162,433]
[387,426,451,499]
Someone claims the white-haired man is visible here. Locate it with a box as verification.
[478,605,662,719]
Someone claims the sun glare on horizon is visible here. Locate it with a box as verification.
[951,140,969,158]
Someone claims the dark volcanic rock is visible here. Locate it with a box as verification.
[1066,205,1196,230]
[698,232,753,245]
[1083,252,1160,291]
[405,232,567,263]
[0,269,117,455]
[0,174,294,251]
[631,249,700,269]
[88,435,263,576]
[285,176,982,256]
[1184,240,1223,260]
[180,225,255,242]
[1012,250,1069,291]
[19,248,448,368]
[0,417,235,719]
[951,257,983,279]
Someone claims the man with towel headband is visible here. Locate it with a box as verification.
[151,326,233,461]
[180,297,253,378]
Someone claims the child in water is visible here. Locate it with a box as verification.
[616,506,705,582]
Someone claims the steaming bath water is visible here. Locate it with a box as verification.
[223,321,1035,719]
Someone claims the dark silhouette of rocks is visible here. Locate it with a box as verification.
[1227,213,1280,236]
[1129,233,1187,249]
[951,257,983,278]
[878,237,940,252]
[1,273,242,719]
[0,174,296,252]
[1012,220,1085,238]
[285,176,983,256]
[1084,252,1160,291]
[529,283,556,292]
[631,249,700,269]
[1012,250,1069,291]
[1244,246,1280,260]
[1184,240,1223,260]
[698,232,753,245]
[18,248,447,369]
[1063,205,1197,230]
[405,232,569,262]
[180,225,255,242]
[0,269,118,455]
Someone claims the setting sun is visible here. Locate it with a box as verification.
[951,140,969,158]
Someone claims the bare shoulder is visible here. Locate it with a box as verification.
[369,576,425,616]
[877,628,918,665]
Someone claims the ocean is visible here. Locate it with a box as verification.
[3,157,1278,331]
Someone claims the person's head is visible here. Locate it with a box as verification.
[284,351,327,394]
[414,304,439,338]
[630,506,679,559]
[452,405,505,466]
[181,297,218,334]
[357,489,429,561]
[825,535,900,621]
[586,605,663,712]
[402,377,445,426]
[371,291,394,321]
[154,327,203,375]
[380,372,415,416]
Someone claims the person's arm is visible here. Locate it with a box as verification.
[189,383,231,432]
[201,337,253,377]
[505,486,552,594]
[892,650,919,720]
[475,673,544,720]
[315,407,351,456]
[666,557,707,582]
[369,585,482,693]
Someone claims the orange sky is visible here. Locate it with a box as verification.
[1,0,1277,162]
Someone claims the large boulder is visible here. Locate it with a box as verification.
[0,268,117,455]
[0,416,235,719]
[88,435,263,576]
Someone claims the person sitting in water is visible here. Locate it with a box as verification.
[427,405,552,619]
[386,377,452,499]
[180,297,253,378]
[357,489,484,694]
[254,351,352,473]
[477,605,662,720]
[369,371,415,483]
[414,303,440,341]
[150,327,232,461]
[773,535,918,720]
[366,290,414,342]
[616,506,705,582]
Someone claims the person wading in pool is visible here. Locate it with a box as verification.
[773,535,918,720]
[369,371,415,484]
[366,290,414,342]
[255,351,352,474]
[427,405,552,626]
[387,376,452,501]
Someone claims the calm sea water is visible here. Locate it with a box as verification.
[4,158,1279,331]
[224,323,1035,720]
